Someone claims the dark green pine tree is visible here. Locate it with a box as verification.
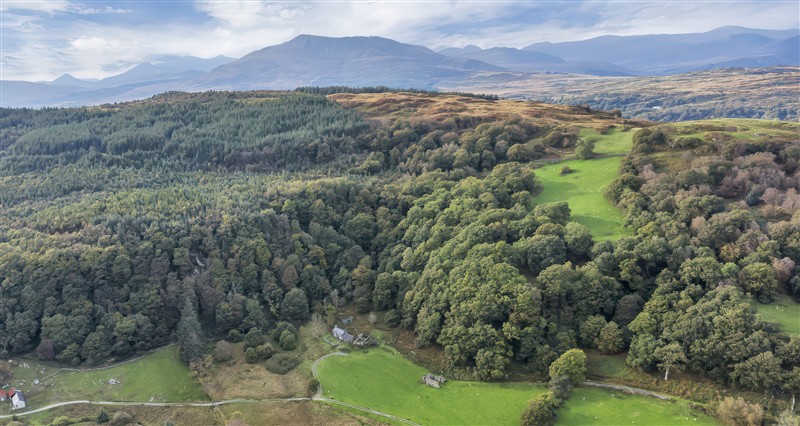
[177,298,206,363]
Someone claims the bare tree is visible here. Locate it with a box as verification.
[310,312,326,338]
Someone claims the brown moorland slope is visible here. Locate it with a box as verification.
[440,66,800,122]
[328,91,647,130]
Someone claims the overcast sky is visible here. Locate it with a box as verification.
[1,0,798,81]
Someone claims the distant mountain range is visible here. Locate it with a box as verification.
[2,26,798,107]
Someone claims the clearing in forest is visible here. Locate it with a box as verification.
[316,348,544,425]
[558,387,717,425]
[532,128,633,241]
[755,294,800,336]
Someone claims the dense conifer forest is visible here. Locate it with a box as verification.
[0,91,797,403]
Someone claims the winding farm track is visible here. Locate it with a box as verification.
[1,351,419,425]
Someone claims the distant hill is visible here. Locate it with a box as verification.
[437,46,637,76]
[1,28,798,112]
[195,35,502,90]
[0,55,234,107]
[523,26,799,74]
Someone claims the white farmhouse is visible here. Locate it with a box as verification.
[11,390,26,410]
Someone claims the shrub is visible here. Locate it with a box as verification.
[575,138,595,160]
[560,165,573,175]
[244,328,266,349]
[548,375,573,402]
[272,321,298,342]
[52,416,74,426]
[279,330,298,350]
[384,309,401,327]
[256,343,275,360]
[244,347,259,364]
[212,340,234,363]
[265,353,301,375]
[549,348,587,384]
[110,411,133,426]
[520,392,557,426]
[716,397,763,426]
[97,410,110,424]
[226,329,243,343]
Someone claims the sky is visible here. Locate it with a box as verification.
[1,0,798,81]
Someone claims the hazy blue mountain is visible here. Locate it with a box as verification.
[50,73,96,88]
[1,55,234,107]
[95,55,234,88]
[524,26,799,74]
[0,80,86,107]
[195,35,503,90]
[437,45,637,76]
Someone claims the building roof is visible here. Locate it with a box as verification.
[12,391,25,402]
[332,326,354,343]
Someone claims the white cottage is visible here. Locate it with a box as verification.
[11,390,26,410]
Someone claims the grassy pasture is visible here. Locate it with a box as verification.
[558,387,717,426]
[7,346,208,406]
[316,347,544,425]
[532,127,633,241]
[533,156,627,241]
[579,127,635,155]
[755,294,799,336]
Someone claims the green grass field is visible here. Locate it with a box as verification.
[532,128,633,241]
[558,387,717,425]
[579,128,635,155]
[534,156,627,241]
[316,348,544,425]
[8,346,208,406]
[755,294,799,335]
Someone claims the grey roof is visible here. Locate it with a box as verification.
[12,391,25,403]
[332,326,354,343]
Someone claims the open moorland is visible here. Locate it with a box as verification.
[442,66,800,121]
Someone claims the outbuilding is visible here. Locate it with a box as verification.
[0,389,7,401]
[11,390,26,410]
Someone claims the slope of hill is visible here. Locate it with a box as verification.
[442,66,800,121]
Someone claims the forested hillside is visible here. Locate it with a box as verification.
[0,92,797,406]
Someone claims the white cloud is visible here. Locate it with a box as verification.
[1,1,130,15]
